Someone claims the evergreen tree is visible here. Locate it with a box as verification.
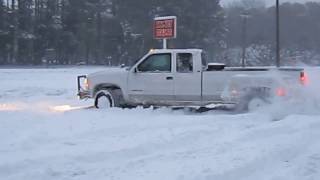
[17,0,33,64]
[114,0,227,63]
[160,0,227,59]
[0,1,5,64]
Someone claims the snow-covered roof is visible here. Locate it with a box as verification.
[149,48,202,54]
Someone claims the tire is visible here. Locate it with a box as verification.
[236,93,270,112]
[94,88,122,109]
[247,97,269,111]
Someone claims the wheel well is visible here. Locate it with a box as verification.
[94,84,126,107]
[94,84,119,92]
[241,87,271,98]
[93,84,122,96]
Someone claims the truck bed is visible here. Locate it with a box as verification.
[202,67,303,103]
[221,66,303,72]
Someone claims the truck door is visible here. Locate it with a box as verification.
[128,53,175,104]
[174,53,202,102]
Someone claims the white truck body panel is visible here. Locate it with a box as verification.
[86,68,129,99]
[203,71,268,101]
[128,71,175,104]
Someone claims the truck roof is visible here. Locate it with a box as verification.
[150,48,203,54]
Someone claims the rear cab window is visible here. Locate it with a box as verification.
[176,53,193,73]
[201,52,208,70]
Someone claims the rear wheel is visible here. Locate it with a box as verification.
[247,97,268,111]
[236,93,270,112]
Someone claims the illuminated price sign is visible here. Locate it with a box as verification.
[154,16,177,39]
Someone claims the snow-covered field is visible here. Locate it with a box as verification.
[1,67,320,180]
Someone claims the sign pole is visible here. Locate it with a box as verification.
[276,0,280,67]
[163,39,167,49]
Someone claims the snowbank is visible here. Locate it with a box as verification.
[0,67,320,180]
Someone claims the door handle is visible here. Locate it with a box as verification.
[166,76,173,80]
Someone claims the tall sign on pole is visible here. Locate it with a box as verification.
[154,16,177,49]
[276,0,280,67]
[240,11,250,68]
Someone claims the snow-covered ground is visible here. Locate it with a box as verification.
[0,67,320,180]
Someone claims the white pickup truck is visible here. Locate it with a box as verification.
[77,49,306,111]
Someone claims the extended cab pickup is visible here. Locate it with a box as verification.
[77,49,305,110]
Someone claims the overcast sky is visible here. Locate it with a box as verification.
[221,0,320,6]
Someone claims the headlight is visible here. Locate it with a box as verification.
[84,78,89,90]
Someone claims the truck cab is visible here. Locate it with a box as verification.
[127,49,205,106]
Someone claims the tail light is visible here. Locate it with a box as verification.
[276,87,286,97]
[300,71,309,85]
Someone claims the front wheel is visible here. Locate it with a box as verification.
[94,89,121,109]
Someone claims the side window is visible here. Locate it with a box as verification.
[137,54,171,72]
[177,53,193,73]
[201,52,208,70]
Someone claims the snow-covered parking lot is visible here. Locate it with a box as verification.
[1,67,320,180]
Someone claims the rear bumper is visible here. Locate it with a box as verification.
[77,75,91,99]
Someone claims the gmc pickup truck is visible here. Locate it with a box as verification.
[77,49,306,111]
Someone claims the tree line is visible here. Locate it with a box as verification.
[0,0,319,66]
[225,0,320,66]
[0,0,225,65]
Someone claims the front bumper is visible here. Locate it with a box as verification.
[77,75,91,99]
